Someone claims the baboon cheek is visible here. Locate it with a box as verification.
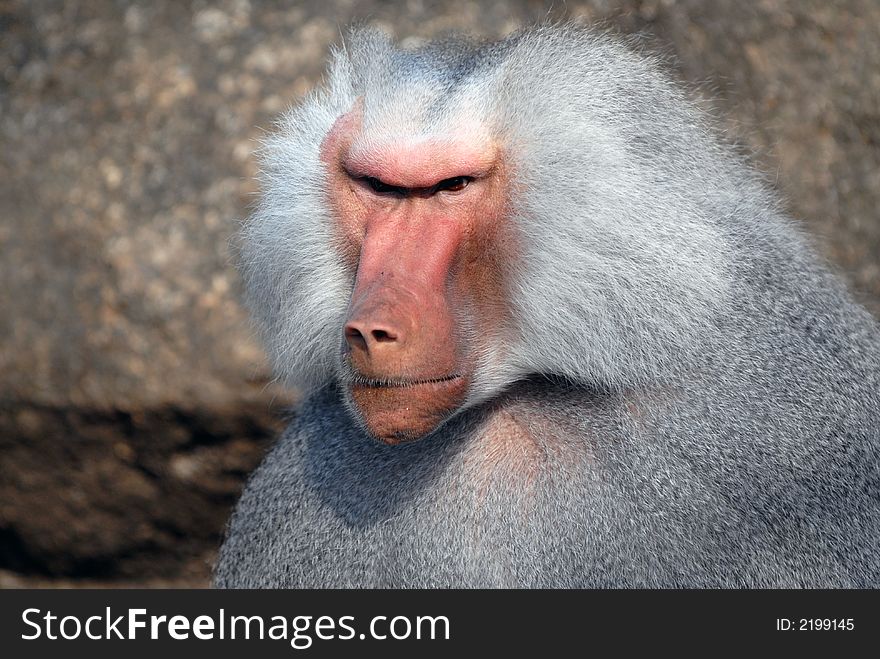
[350,377,469,445]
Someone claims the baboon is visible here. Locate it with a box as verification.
[214,24,880,587]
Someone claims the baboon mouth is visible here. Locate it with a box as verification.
[351,373,463,389]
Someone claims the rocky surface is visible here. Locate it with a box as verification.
[1,0,878,586]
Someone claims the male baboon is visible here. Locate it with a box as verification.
[214,24,880,587]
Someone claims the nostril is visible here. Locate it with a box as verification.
[371,328,397,343]
[344,325,368,351]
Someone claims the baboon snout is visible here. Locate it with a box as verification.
[341,288,469,444]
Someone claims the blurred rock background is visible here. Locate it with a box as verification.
[1,0,878,587]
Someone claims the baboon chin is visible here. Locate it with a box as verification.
[345,376,470,445]
[216,24,880,588]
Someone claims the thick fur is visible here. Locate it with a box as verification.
[217,24,880,587]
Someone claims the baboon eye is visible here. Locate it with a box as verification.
[363,176,406,196]
[434,176,472,193]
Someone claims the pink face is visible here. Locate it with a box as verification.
[320,103,514,444]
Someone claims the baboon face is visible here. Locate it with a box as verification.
[320,101,514,444]
[243,28,733,448]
